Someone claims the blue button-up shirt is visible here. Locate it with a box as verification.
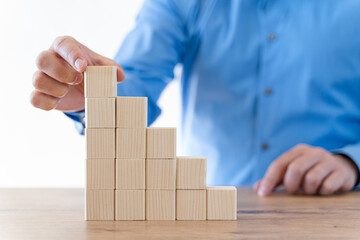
[67,0,360,186]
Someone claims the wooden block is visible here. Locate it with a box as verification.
[115,190,145,220]
[116,97,147,128]
[85,98,115,128]
[146,190,175,220]
[116,128,146,159]
[146,128,176,158]
[176,190,206,220]
[146,159,176,190]
[116,159,145,189]
[86,159,115,189]
[85,66,117,97]
[206,187,237,220]
[176,157,206,189]
[86,129,115,159]
[85,189,114,220]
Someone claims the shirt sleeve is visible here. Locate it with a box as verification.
[64,0,188,133]
[114,0,187,125]
[332,142,360,189]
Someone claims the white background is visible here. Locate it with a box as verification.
[0,0,181,187]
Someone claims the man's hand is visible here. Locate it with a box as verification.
[255,144,358,196]
[30,36,125,112]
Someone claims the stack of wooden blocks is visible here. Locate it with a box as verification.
[85,66,237,221]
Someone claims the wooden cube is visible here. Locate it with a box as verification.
[86,129,115,159]
[85,98,115,128]
[206,187,237,220]
[116,97,147,128]
[85,189,114,220]
[146,159,176,190]
[116,128,146,159]
[176,157,206,189]
[176,190,206,220]
[146,190,175,220]
[115,190,145,220]
[86,159,115,189]
[116,159,145,189]
[85,66,117,97]
[146,128,176,158]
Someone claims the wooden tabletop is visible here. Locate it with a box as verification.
[0,188,359,240]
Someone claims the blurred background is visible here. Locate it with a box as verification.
[0,0,181,187]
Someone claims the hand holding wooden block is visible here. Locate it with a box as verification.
[206,187,237,220]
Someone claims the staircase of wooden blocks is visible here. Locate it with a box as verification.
[85,66,237,221]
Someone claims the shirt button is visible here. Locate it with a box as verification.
[268,33,276,41]
[264,88,273,95]
[261,143,269,150]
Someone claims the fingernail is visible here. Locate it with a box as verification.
[258,186,267,197]
[75,58,84,71]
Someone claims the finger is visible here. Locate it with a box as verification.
[302,159,335,195]
[32,71,69,98]
[319,170,347,195]
[51,36,87,72]
[253,180,260,191]
[257,144,306,196]
[283,151,323,194]
[36,50,83,84]
[30,90,59,111]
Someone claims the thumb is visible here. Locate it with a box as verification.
[51,36,88,72]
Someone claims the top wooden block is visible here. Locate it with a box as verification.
[85,66,117,97]
[116,97,147,128]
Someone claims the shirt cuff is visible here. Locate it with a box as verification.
[332,143,360,189]
[64,110,85,135]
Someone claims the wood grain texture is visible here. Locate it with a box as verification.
[85,98,115,128]
[207,187,237,220]
[146,128,176,159]
[146,190,175,220]
[86,129,115,159]
[1,188,360,239]
[116,159,145,190]
[86,159,115,189]
[85,66,117,98]
[116,97,147,128]
[176,157,206,189]
[116,128,146,159]
[115,190,145,220]
[85,189,114,220]
[176,190,206,220]
[146,159,176,190]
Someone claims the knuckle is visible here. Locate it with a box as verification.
[32,71,44,89]
[53,35,74,50]
[288,163,302,176]
[321,182,335,195]
[294,143,309,152]
[30,91,41,108]
[36,50,51,69]
[305,173,320,186]
[313,147,327,157]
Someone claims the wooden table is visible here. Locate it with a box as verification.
[0,188,359,240]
